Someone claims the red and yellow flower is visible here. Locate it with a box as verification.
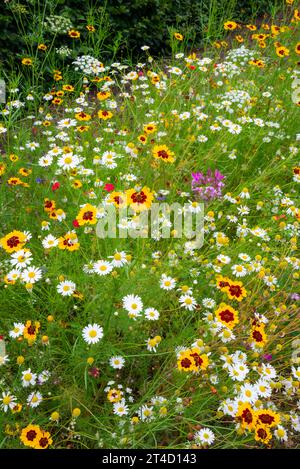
[23,320,41,342]
[215,303,239,329]
[237,403,256,430]
[20,425,41,448]
[98,110,113,120]
[126,187,154,212]
[254,425,272,444]
[108,191,127,208]
[76,204,97,226]
[255,409,280,428]
[0,230,27,253]
[58,232,80,251]
[152,144,175,163]
[224,21,238,31]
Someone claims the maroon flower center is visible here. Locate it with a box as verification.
[26,430,37,441]
[253,330,263,342]
[190,353,203,367]
[228,284,242,297]
[241,408,253,424]
[219,280,230,288]
[257,428,267,439]
[39,437,49,448]
[83,211,93,220]
[219,309,234,323]
[258,414,275,425]
[131,191,147,204]
[114,196,123,205]
[7,236,20,248]
[27,325,36,336]
[157,150,169,159]
[181,358,192,368]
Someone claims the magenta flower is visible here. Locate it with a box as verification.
[191,168,225,201]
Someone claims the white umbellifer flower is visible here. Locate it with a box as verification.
[109,356,125,369]
[10,249,32,268]
[122,294,143,316]
[194,428,215,446]
[93,260,113,276]
[27,391,43,408]
[21,266,43,284]
[9,322,25,339]
[1,392,17,412]
[73,55,105,76]
[160,274,176,290]
[113,399,129,416]
[21,368,37,387]
[82,324,104,345]
[144,308,160,321]
[57,280,76,296]
[42,234,59,249]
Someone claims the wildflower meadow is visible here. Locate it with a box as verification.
[0,0,300,453]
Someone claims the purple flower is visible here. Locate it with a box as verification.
[191,168,225,201]
[290,293,300,301]
[262,354,273,361]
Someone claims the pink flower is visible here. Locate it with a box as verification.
[52,181,60,191]
[104,183,115,192]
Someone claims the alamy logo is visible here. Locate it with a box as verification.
[292,76,300,105]
[96,202,204,249]
[0,79,5,104]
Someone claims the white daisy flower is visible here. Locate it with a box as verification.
[42,234,59,249]
[57,280,76,296]
[160,274,176,290]
[1,392,17,412]
[21,266,43,284]
[194,428,215,446]
[144,308,160,320]
[93,260,113,276]
[21,368,37,387]
[9,322,25,338]
[109,356,125,369]
[82,324,104,345]
[122,294,143,316]
[27,391,43,408]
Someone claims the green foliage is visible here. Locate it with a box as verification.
[0,0,287,69]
